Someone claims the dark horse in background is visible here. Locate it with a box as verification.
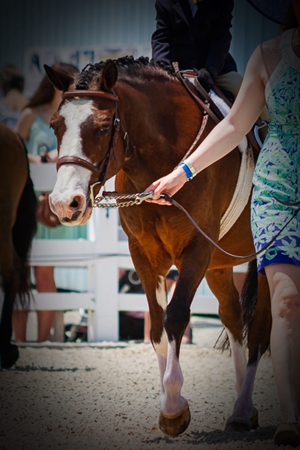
[45,57,271,436]
[0,123,37,369]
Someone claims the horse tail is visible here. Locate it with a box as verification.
[214,259,258,351]
[12,139,38,303]
[240,259,258,333]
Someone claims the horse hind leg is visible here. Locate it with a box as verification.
[226,262,271,431]
[206,267,258,431]
[206,267,246,386]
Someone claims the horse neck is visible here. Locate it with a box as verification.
[114,78,204,188]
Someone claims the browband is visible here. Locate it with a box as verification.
[62,90,118,102]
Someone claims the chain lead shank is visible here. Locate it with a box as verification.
[92,190,154,208]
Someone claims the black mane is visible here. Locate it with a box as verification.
[75,55,176,90]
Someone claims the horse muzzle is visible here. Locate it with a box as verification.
[49,191,92,226]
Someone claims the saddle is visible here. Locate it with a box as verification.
[172,64,260,240]
[173,65,268,155]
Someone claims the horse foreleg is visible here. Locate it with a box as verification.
[155,270,201,436]
[140,272,189,436]
[128,238,193,437]
[154,338,191,437]
[145,275,189,436]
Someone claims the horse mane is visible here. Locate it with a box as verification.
[75,56,176,90]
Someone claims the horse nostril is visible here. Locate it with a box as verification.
[69,196,83,209]
[70,199,79,208]
[71,210,82,221]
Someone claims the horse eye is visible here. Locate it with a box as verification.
[98,125,110,135]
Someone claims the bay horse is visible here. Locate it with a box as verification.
[45,57,271,436]
[0,123,37,369]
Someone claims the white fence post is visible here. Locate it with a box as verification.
[88,177,120,341]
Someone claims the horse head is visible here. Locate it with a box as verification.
[45,60,128,225]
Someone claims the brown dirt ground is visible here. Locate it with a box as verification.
[0,316,283,450]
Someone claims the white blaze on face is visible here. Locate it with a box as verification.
[51,98,94,206]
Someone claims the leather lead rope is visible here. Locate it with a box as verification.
[162,193,300,260]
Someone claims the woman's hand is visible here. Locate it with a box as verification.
[46,149,58,162]
[28,153,43,164]
[145,166,187,205]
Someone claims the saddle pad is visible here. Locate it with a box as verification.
[219,145,255,240]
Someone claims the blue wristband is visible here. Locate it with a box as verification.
[178,161,196,181]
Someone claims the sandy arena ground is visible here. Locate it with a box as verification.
[0,316,283,450]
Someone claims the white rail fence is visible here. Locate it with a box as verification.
[2,164,223,342]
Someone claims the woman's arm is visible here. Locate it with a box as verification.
[146,45,267,204]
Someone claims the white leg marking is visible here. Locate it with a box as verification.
[226,328,247,393]
[156,275,168,309]
[160,340,186,416]
[154,331,168,394]
[233,359,259,414]
[153,276,186,415]
[229,349,261,425]
[153,276,168,392]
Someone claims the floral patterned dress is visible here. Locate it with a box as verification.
[251,29,300,275]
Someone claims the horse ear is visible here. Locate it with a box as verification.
[99,59,118,91]
[43,64,74,92]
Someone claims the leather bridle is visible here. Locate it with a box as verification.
[56,89,129,203]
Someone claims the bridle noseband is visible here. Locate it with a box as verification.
[56,89,129,205]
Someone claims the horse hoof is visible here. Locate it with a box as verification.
[159,402,191,437]
[225,417,251,432]
[225,408,259,432]
[250,408,259,429]
[0,344,19,369]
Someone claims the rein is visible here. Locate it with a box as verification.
[163,194,300,260]
[94,190,300,260]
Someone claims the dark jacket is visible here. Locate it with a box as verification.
[151,0,237,77]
